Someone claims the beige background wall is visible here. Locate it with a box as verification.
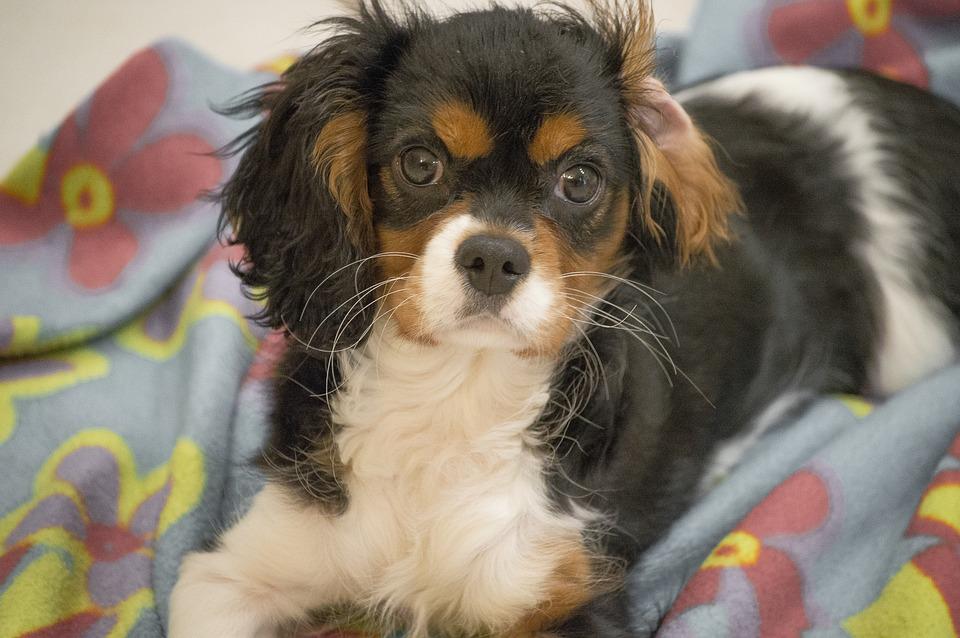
[0,0,698,173]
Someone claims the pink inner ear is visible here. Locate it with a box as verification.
[632,78,695,151]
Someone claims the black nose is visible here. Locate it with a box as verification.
[455,235,531,296]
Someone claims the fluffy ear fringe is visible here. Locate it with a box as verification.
[633,121,742,266]
[211,1,415,347]
[312,111,374,251]
[578,0,742,265]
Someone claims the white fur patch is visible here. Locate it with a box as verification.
[418,213,477,337]
[334,328,581,634]
[417,212,560,349]
[169,484,346,638]
[170,326,584,637]
[502,269,557,340]
[680,67,957,394]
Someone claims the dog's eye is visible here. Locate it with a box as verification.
[399,146,443,186]
[556,164,601,204]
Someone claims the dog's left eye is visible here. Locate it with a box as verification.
[399,146,444,186]
[556,164,601,204]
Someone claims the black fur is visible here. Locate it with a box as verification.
[214,3,960,636]
[218,4,419,509]
[220,2,653,512]
[549,71,960,633]
[220,3,414,348]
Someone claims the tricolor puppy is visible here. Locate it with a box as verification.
[169,2,960,636]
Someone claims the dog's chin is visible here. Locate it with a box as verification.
[436,315,532,352]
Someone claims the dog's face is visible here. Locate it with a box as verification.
[224,2,739,357]
[367,10,638,354]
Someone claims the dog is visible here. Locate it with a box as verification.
[168,1,960,636]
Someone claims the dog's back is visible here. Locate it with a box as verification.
[679,67,959,396]
[559,66,960,607]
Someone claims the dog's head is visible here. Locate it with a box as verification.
[223,1,739,357]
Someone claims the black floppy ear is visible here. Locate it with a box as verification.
[219,3,410,350]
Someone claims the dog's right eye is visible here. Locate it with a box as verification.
[398,146,444,186]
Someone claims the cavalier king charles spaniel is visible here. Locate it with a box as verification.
[169,1,960,636]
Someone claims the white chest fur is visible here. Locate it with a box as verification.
[169,329,591,638]
[327,330,584,635]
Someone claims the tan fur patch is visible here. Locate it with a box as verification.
[379,165,401,202]
[312,111,373,248]
[505,542,597,636]
[591,192,631,275]
[598,0,741,265]
[529,113,587,165]
[633,128,742,265]
[432,100,494,160]
[520,192,630,357]
[376,199,472,343]
[612,1,657,111]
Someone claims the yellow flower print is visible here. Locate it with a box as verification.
[0,429,205,637]
[0,318,109,443]
[115,242,259,361]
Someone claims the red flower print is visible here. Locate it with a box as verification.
[0,48,222,289]
[908,468,960,545]
[767,0,960,87]
[663,470,831,636]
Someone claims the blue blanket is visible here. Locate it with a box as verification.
[1,3,959,636]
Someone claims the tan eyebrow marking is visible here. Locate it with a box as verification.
[431,100,494,160]
[528,113,587,165]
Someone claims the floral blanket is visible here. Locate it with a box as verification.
[0,41,277,637]
[1,2,959,637]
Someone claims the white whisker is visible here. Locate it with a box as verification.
[559,270,678,345]
[298,251,418,322]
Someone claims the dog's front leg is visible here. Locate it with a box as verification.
[168,484,354,638]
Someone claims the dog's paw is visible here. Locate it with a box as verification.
[168,551,270,638]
